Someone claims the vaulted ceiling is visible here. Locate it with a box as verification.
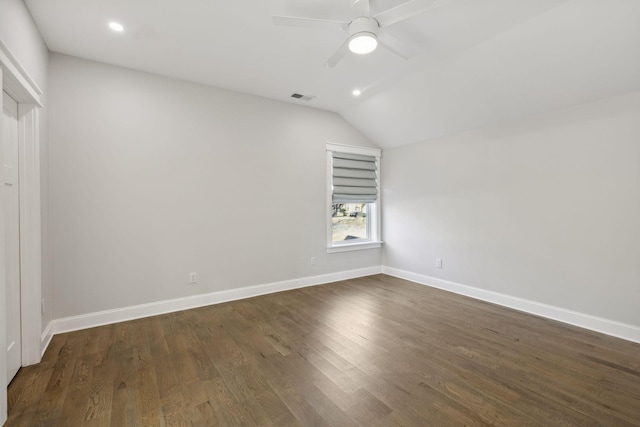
[25,0,640,148]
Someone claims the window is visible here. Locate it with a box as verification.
[327,143,382,252]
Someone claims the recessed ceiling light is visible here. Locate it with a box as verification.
[108,22,124,32]
[352,89,362,96]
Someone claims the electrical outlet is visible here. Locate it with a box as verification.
[436,258,443,269]
[189,272,197,283]
[310,257,316,266]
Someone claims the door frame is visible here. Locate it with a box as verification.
[0,39,43,423]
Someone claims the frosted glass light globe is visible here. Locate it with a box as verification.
[348,33,377,54]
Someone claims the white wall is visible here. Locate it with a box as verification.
[0,0,48,87]
[48,53,381,319]
[0,0,50,422]
[382,91,640,327]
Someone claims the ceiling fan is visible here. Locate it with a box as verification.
[273,0,438,67]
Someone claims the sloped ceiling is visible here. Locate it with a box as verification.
[24,0,640,148]
[341,0,640,147]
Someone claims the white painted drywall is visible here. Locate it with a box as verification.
[382,91,640,327]
[48,53,381,319]
[0,0,48,88]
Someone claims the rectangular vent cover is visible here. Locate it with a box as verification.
[291,93,315,101]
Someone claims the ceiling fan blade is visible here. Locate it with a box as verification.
[378,31,417,60]
[272,16,349,31]
[353,0,371,16]
[374,0,439,27]
[324,40,350,68]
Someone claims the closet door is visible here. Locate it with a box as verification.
[3,90,21,384]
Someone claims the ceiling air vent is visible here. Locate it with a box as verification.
[290,93,315,101]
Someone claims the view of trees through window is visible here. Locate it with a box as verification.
[332,203,369,242]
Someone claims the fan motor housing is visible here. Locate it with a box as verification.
[348,16,379,38]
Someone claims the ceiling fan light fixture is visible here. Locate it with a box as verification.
[348,32,378,54]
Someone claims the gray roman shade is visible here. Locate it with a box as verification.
[332,151,378,203]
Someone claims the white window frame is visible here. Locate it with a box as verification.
[326,142,382,253]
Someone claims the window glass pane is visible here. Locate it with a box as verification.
[332,203,368,242]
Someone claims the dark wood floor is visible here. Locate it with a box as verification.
[7,274,640,426]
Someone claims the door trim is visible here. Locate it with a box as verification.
[0,39,43,424]
[18,102,42,366]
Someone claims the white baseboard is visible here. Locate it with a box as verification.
[382,266,640,344]
[41,264,639,357]
[43,266,382,353]
[40,322,53,358]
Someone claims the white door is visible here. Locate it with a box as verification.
[3,91,21,384]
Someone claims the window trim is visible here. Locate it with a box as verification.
[326,143,382,252]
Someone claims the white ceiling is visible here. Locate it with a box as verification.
[25,0,640,148]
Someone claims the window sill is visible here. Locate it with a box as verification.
[327,241,383,253]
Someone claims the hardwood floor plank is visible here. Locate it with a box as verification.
[133,351,163,426]
[81,360,115,426]
[109,349,138,427]
[8,274,640,425]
